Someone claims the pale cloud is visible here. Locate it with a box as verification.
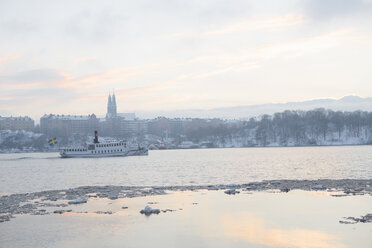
[303,0,372,20]
[0,0,371,119]
[0,55,19,66]
[75,57,97,63]
[257,28,355,60]
[176,27,357,81]
[165,14,305,39]
[202,14,305,36]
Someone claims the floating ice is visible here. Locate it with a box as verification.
[68,198,87,204]
[312,184,324,190]
[140,205,160,215]
[224,189,240,195]
[54,209,72,214]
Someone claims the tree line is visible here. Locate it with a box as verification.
[183,109,372,146]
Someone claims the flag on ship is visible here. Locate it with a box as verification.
[48,138,57,146]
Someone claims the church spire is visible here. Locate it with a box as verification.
[106,94,112,118]
[112,92,117,117]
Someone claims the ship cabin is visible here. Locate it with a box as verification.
[86,142,127,155]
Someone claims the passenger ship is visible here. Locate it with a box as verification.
[59,131,148,158]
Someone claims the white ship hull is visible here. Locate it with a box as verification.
[59,140,148,158]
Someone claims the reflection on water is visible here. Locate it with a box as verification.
[1,190,371,248]
[1,145,372,195]
[221,212,343,248]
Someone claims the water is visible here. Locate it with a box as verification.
[0,146,371,195]
[1,190,371,248]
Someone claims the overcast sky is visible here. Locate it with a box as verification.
[1,0,372,120]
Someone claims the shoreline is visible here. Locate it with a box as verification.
[1,143,372,154]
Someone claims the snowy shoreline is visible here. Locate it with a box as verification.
[1,143,372,155]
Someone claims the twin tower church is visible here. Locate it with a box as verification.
[105,93,136,120]
[41,92,143,137]
[106,93,117,118]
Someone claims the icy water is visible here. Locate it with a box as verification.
[0,146,372,195]
[1,190,371,248]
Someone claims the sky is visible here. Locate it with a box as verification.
[1,0,372,120]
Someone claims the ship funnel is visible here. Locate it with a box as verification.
[94,130,99,143]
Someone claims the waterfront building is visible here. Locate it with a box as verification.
[40,114,98,137]
[40,93,147,138]
[0,116,34,131]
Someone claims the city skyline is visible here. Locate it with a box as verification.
[1,0,372,121]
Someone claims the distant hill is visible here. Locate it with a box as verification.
[137,96,372,119]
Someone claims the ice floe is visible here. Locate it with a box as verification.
[140,206,160,215]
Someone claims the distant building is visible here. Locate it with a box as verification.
[148,117,184,137]
[117,113,136,120]
[106,93,117,118]
[40,93,148,138]
[0,116,34,131]
[120,119,148,137]
[40,114,98,137]
[102,93,148,137]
